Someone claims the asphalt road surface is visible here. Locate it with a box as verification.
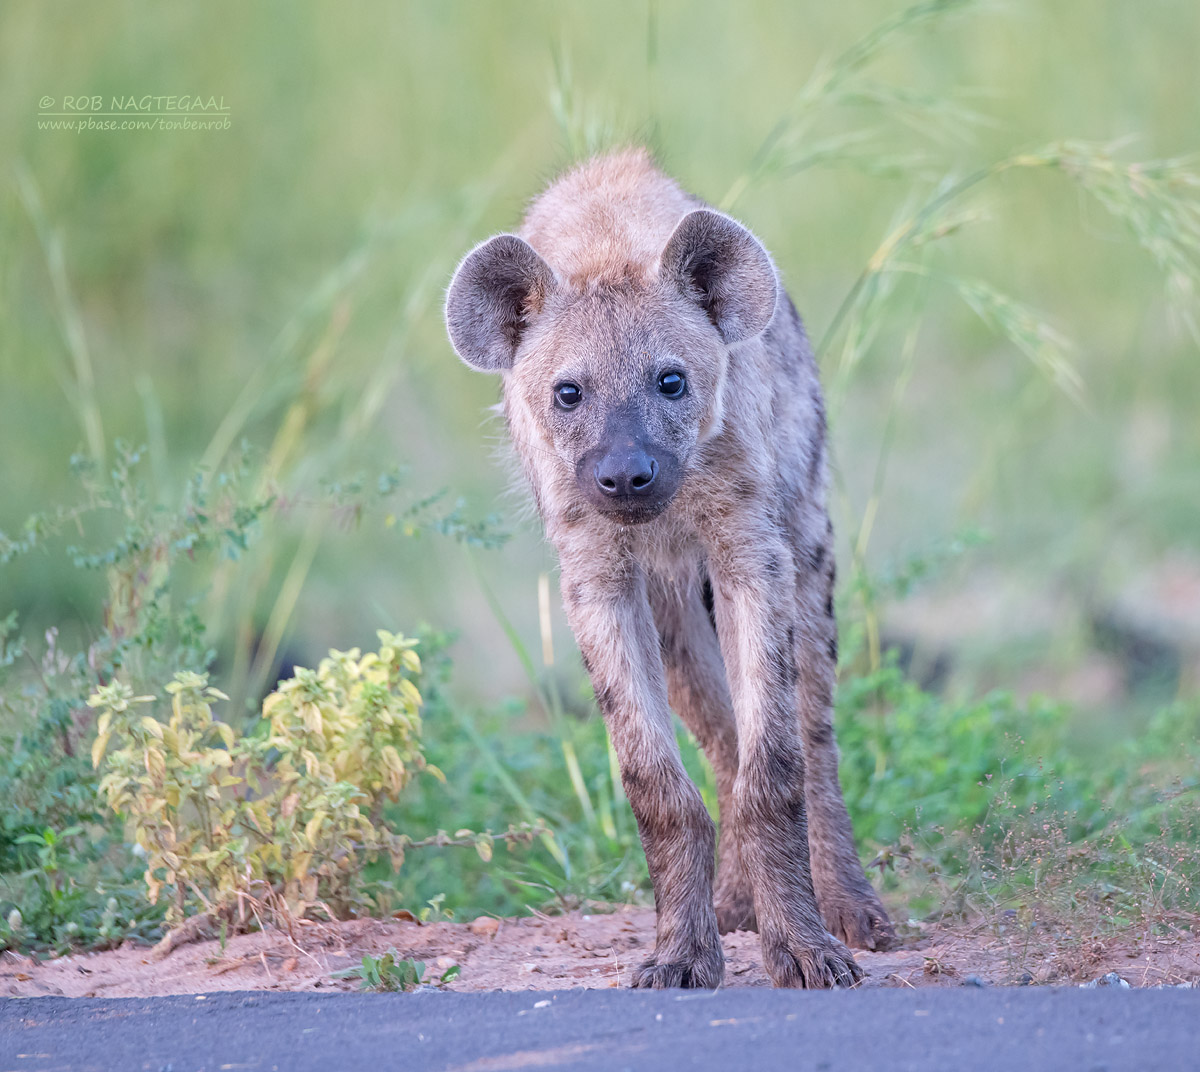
[3,987,1198,1072]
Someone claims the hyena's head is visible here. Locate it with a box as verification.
[444,209,777,524]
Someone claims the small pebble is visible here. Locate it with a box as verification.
[961,974,987,987]
[469,916,500,938]
[1080,971,1131,989]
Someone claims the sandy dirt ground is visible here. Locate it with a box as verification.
[4,907,1199,997]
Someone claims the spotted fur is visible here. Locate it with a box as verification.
[445,148,895,989]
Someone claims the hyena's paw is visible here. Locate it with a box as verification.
[632,941,725,990]
[822,894,896,952]
[713,886,758,935]
[762,930,862,989]
[816,879,897,951]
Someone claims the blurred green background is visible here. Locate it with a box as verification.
[2,0,1198,718]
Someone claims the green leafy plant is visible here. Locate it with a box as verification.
[0,445,271,951]
[14,826,84,894]
[832,650,1200,942]
[332,948,460,992]
[0,820,162,953]
[0,438,518,953]
[91,636,430,926]
[90,638,542,941]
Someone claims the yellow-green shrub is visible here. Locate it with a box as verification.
[91,631,439,925]
[255,633,440,916]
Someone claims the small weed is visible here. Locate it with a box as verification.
[418,893,453,923]
[332,949,460,992]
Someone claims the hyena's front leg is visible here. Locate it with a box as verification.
[562,562,724,989]
[708,534,861,989]
[648,576,756,935]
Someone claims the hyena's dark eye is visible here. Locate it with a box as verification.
[658,370,686,398]
[554,382,583,409]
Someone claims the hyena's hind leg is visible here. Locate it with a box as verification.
[792,530,896,951]
[649,574,756,934]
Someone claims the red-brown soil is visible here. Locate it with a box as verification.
[4,907,1199,997]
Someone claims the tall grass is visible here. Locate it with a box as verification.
[14,165,106,467]
[4,1,1198,701]
[541,0,1200,686]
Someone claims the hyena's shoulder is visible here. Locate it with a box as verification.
[731,289,829,519]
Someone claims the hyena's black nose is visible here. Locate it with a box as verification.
[595,448,658,498]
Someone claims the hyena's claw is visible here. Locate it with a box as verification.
[763,933,863,989]
[632,945,725,990]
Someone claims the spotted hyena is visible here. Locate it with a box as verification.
[444,148,895,989]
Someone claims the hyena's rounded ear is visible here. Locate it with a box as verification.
[659,209,778,344]
[444,234,556,371]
